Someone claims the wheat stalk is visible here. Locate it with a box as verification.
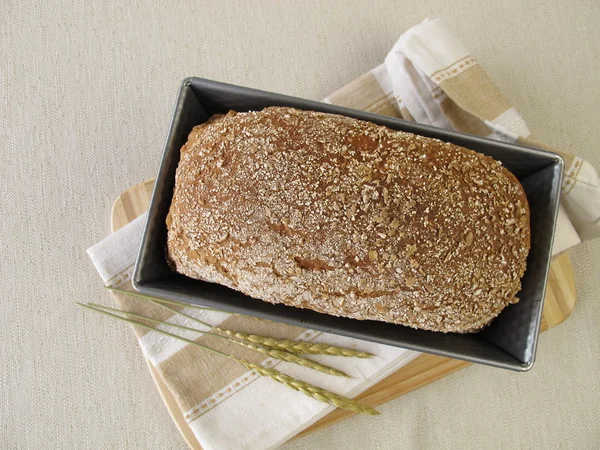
[143,297,372,360]
[241,361,379,415]
[108,287,374,358]
[79,303,379,415]
[88,303,349,378]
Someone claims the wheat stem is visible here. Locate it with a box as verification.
[88,303,348,378]
[78,303,378,415]
[77,303,233,359]
[105,286,232,314]
[109,287,374,358]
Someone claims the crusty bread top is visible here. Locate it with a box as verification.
[167,107,530,333]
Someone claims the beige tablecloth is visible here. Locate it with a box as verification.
[2,1,599,448]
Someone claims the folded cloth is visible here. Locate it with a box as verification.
[88,17,600,450]
[325,18,600,254]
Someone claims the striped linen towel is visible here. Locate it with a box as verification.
[87,17,599,450]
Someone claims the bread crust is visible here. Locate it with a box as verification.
[167,107,530,333]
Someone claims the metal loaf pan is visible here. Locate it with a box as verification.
[133,77,563,371]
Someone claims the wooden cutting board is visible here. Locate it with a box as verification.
[112,178,577,448]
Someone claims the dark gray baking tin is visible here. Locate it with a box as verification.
[133,77,563,371]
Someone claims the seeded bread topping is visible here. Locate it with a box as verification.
[166,107,530,333]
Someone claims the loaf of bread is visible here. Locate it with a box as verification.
[166,107,530,333]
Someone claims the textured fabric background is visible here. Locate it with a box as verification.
[1,1,599,448]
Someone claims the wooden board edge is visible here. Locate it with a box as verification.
[111,178,156,232]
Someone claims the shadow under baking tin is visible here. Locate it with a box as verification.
[133,78,563,371]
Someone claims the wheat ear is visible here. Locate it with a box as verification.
[78,303,378,415]
[88,303,349,378]
[241,361,379,415]
[108,287,374,358]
